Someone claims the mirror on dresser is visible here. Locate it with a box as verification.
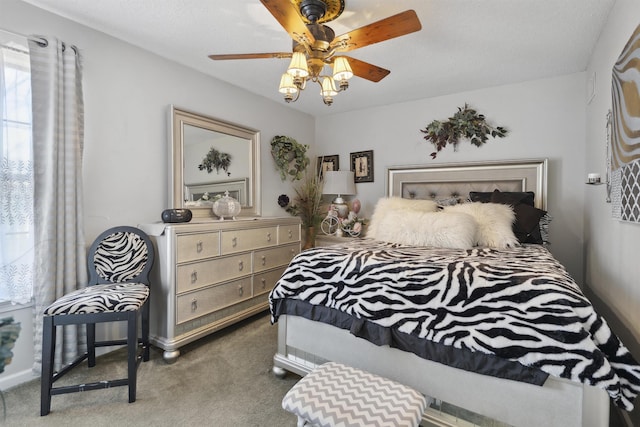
[170,106,261,217]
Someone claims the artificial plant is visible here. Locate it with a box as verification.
[270,135,310,181]
[198,147,231,176]
[420,104,508,159]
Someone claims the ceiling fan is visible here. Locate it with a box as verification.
[208,0,422,105]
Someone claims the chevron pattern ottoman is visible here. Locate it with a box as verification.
[282,362,427,427]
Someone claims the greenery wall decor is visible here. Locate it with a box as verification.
[270,135,310,181]
[198,147,231,176]
[420,104,508,159]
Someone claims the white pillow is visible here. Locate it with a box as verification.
[372,210,478,249]
[444,202,518,248]
[368,197,439,239]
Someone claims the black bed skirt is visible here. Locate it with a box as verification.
[271,298,548,386]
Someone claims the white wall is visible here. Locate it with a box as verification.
[1,0,315,389]
[315,73,587,281]
[584,0,640,423]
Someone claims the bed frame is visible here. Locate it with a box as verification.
[272,159,610,427]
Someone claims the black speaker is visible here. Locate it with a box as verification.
[161,208,192,223]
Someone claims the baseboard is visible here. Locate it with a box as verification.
[0,368,37,391]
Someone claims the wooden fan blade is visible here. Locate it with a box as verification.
[260,0,315,45]
[331,10,421,52]
[209,53,292,60]
[343,57,390,83]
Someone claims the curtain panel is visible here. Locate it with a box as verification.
[28,36,86,373]
[0,32,34,305]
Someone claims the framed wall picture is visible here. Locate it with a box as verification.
[350,150,374,183]
[317,155,339,177]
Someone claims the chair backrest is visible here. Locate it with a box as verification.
[87,226,155,286]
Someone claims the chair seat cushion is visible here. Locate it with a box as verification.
[282,362,427,427]
[44,283,149,316]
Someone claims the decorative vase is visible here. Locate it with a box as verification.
[212,191,241,220]
[351,199,361,214]
[303,226,317,250]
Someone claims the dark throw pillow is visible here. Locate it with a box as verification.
[469,189,535,206]
[512,203,547,244]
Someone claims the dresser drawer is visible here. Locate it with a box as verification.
[253,243,300,273]
[221,226,278,254]
[176,277,252,324]
[253,267,286,296]
[278,224,300,244]
[176,253,251,293]
[176,232,220,263]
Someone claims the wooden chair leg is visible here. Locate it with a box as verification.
[40,316,55,416]
[127,311,138,403]
[87,322,96,367]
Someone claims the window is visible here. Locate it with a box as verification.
[0,31,33,305]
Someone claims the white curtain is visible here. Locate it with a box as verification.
[0,33,34,305]
[28,36,87,373]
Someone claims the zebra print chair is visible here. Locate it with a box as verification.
[40,226,154,416]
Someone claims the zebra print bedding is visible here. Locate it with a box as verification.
[269,240,640,410]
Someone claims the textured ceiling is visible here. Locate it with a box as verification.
[21,0,615,117]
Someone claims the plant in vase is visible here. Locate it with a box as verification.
[278,172,324,249]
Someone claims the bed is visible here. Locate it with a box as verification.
[269,159,640,427]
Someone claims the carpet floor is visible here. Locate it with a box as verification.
[1,311,301,427]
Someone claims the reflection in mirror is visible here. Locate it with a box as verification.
[170,106,261,218]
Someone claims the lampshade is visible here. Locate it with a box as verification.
[332,57,353,81]
[320,77,338,97]
[323,170,356,196]
[278,73,297,95]
[286,52,309,78]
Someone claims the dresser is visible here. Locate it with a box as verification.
[140,217,300,362]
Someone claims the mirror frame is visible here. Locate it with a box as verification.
[170,106,261,217]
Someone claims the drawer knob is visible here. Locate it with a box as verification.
[196,241,203,253]
[288,229,293,238]
[261,278,266,289]
[232,236,238,247]
[266,232,272,242]
[238,260,244,271]
[238,285,244,296]
[191,299,198,312]
[261,255,266,266]
[191,270,198,283]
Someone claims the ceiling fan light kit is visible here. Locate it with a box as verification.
[279,50,352,105]
[209,0,422,106]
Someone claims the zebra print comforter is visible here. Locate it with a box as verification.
[269,240,640,410]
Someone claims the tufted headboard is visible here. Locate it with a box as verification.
[386,159,548,210]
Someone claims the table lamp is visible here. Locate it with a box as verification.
[323,170,356,218]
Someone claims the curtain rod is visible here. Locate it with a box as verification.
[0,27,47,47]
[0,28,79,55]
[1,27,79,55]
[0,43,28,54]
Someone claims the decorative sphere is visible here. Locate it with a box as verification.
[212,191,241,220]
[351,199,361,214]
